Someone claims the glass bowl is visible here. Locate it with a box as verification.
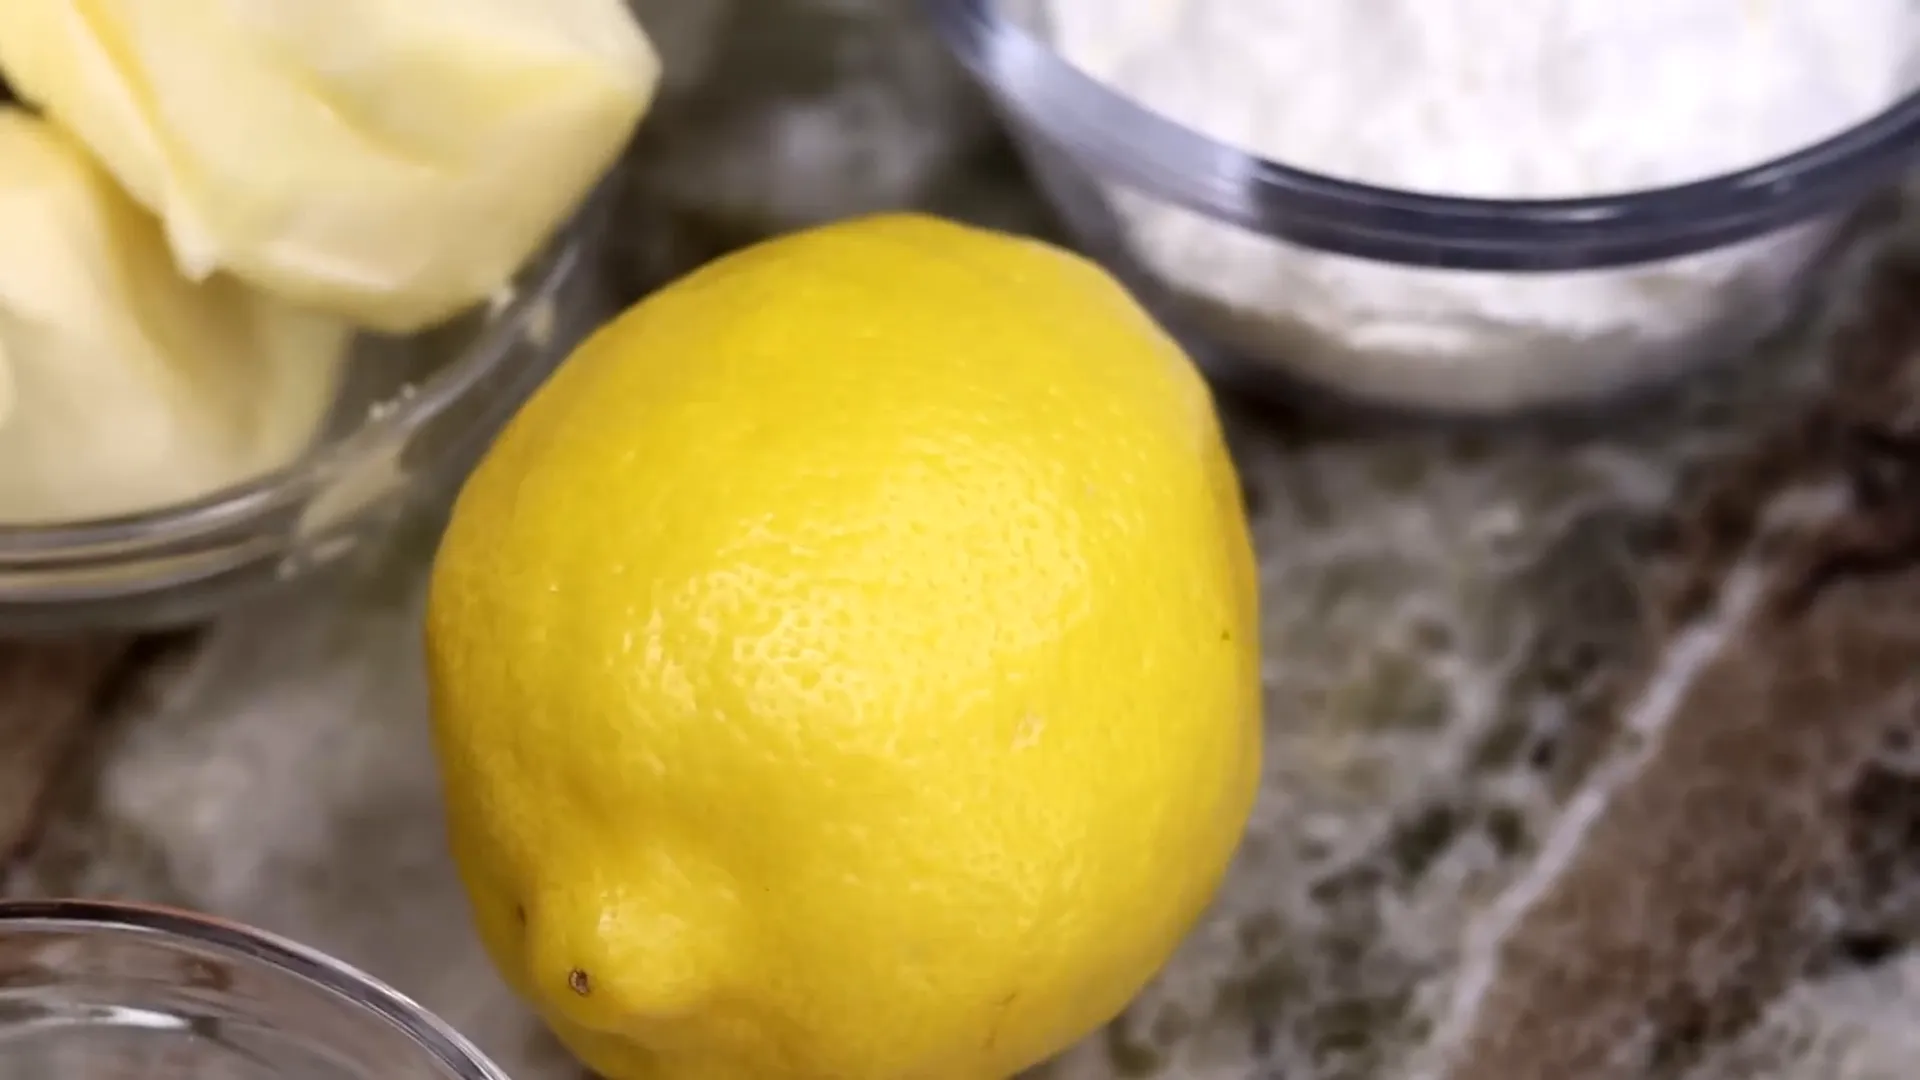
[0,899,509,1080]
[923,0,1920,420]
[0,184,611,634]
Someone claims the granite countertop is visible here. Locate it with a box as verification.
[6,6,1920,1080]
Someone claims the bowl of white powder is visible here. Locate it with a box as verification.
[924,0,1920,417]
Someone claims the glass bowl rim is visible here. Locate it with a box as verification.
[0,182,610,559]
[922,0,1920,270]
[0,898,512,1080]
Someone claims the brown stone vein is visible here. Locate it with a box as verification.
[1433,244,1920,1080]
[1439,574,1920,1080]
[0,639,133,859]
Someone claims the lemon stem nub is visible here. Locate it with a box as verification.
[569,969,592,997]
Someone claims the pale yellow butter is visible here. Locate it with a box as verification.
[0,0,660,334]
[0,107,350,525]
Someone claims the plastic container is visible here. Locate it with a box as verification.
[0,899,508,1080]
[923,0,1920,420]
[0,185,610,634]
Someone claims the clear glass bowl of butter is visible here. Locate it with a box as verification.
[0,899,509,1080]
[0,0,655,632]
[0,202,601,633]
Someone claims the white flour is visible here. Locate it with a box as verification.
[1039,0,1920,412]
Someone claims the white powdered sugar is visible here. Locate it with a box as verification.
[1039,0,1920,412]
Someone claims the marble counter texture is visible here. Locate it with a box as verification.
[7,5,1920,1079]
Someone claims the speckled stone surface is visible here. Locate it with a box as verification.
[7,234,1919,1080]
[7,9,1920,1080]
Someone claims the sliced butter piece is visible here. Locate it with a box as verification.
[0,0,660,334]
[0,106,350,526]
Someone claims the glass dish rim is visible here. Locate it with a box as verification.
[922,0,1920,269]
[0,897,512,1080]
[0,182,608,559]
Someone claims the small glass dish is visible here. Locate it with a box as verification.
[0,185,610,634]
[0,899,509,1080]
[924,0,1920,420]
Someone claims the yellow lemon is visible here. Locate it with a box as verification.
[425,214,1261,1080]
